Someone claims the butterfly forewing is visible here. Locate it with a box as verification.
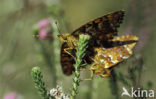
[70,11,125,41]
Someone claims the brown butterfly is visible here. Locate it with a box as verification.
[58,11,126,75]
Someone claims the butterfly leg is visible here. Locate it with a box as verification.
[64,48,76,60]
[100,68,111,78]
[80,64,90,68]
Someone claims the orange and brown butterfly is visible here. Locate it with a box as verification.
[86,35,138,79]
[58,10,125,75]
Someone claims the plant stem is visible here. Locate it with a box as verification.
[31,67,49,99]
[71,34,90,99]
[50,20,61,81]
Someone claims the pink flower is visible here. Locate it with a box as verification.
[39,29,48,40]
[37,19,50,29]
[4,92,19,99]
[35,18,53,41]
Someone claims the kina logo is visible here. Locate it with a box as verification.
[121,87,154,98]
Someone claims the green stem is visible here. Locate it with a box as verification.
[50,20,61,81]
[71,34,90,99]
[31,67,49,99]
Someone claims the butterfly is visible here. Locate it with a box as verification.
[58,11,137,76]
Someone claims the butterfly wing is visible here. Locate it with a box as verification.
[95,35,138,68]
[71,11,125,41]
[60,42,75,75]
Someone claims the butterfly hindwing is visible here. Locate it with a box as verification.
[95,35,138,69]
[60,42,75,75]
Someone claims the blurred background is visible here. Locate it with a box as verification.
[0,0,155,99]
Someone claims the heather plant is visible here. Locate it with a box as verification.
[31,34,90,99]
